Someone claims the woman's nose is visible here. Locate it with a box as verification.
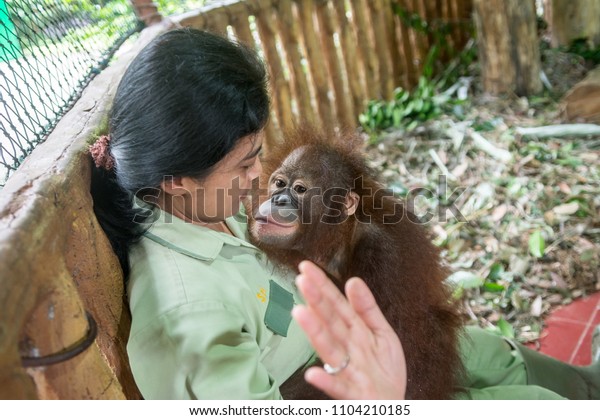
[248,158,262,180]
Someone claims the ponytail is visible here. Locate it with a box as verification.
[90,160,152,280]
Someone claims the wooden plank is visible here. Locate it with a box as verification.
[316,1,354,128]
[368,0,394,100]
[423,0,438,49]
[449,0,462,47]
[410,0,429,73]
[458,0,473,47]
[276,0,316,125]
[297,0,336,133]
[229,4,279,149]
[176,0,247,29]
[203,10,230,36]
[229,5,257,47]
[440,0,456,54]
[350,0,380,99]
[395,0,418,87]
[253,1,295,134]
[400,0,419,86]
[333,0,366,119]
[383,0,405,89]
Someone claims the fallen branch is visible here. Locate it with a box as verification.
[516,124,600,139]
[468,130,512,163]
[428,149,457,181]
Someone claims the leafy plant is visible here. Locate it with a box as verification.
[359,6,476,136]
[359,76,445,134]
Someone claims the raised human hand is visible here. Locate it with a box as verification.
[292,261,407,400]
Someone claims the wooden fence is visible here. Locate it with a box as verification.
[176,0,473,145]
[0,1,474,399]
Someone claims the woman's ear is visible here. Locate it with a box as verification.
[345,191,360,216]
[160,175,191,196]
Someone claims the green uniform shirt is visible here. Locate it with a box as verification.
[126,208,572,401]
[127,207,315,400]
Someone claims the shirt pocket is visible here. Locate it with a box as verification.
[263,279,295,337]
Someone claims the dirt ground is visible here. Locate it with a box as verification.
[364,48,600,343]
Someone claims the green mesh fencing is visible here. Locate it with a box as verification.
[0,0,141,187]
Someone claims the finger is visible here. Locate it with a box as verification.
[345,277,395,335]
[297,261,361,328]
[304,366,354,400]
[295,273,351,342]
[291,305,348,368]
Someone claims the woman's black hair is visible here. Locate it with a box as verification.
[90,28,270,279]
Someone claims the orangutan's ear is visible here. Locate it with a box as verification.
[345,191,359,216]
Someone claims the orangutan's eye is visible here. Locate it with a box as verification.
[294,185,307,194]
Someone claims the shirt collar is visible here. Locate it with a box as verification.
[142,205,258,261]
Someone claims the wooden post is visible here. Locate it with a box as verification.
[316,1,354,128]
[276,0,316,125]
[333,0,365,120]
[297,0,336,134]
[129,0,162,26]
[395,0,418,88]
[368,0,394,100]
[383,0,405,89]
[549,0,600,48]
[253,2,295,134]
[230,5,279,149]
[351,0,380,99]
[473,0,542,96]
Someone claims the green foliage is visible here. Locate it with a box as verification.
[567,38,600,64]
[157,0,205,16]
[6,0,137,51]
[392,3,476,85]
[446,270,484,300]
[359,76,444,134]
[496,318,515,339]
[359,5,476,136]
[528,229,546,258]
[447,271,485,290]
[519,140,585,169]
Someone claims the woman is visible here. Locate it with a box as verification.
[90,28,599,400]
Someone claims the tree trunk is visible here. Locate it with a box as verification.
[473,0,542,96]
[550,0,600,48]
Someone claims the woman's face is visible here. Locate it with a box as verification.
[161,133,263,224]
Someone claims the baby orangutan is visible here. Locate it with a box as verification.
[246,127,464,399]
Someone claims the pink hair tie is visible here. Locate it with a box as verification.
[89,134,115,171]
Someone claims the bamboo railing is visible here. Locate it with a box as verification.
[176,0,472,146]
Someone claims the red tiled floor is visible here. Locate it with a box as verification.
[534,292,600,366]
[546,294,599,323]
[536,318,588,362]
